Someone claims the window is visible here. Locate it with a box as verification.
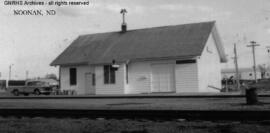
[92,74,96,86]
[126,64,128,84]
[176,60,196,64]
[27,82,35,86]
[70,68,77,85]
[104,65,116,84]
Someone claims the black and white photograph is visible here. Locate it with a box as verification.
[1,0,270,132]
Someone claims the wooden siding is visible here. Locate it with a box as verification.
[126,61,176,94]
[126,62,152,94]
[175,63,199,92]
[95,64,125,94]
[197,32,221,92]
[60,65,94,94]
[151,63,175,92]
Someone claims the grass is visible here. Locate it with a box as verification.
[0,117,270,133]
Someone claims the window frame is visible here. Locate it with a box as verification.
[92,73,96,86]
[126,64,128,84]
[70,68,77,85]
[104,65,116,84]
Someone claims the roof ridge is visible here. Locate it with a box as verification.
[79,21,216,37]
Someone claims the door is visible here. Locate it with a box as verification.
[85,73,95,94]
[151,64,175,92]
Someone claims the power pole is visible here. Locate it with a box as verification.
[26,70,29,80]
[8,64,14,88]
[267,46,270,67]
[247,41,260,83]
[233,43,240,90]
[8,64,14,80]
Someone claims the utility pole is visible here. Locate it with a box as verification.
[233,43,240,90]
[267,46,270,67]
[265,46,270,79]
[26,70,29,80]
[8,64,14,80]
[8,64,14,88]
[247,41,260,83]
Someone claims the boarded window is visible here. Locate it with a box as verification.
[70,68,77,85]
[104,65,116,84]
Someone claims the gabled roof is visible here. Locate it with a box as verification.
[51,21,226,66]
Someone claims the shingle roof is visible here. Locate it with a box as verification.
[51,21,223,66]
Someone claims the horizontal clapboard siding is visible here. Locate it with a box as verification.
[126,62,152,94]
[175,63,199,92]
[60,65,94,94]
[197,32,221,92]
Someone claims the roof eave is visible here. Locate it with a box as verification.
[212,24,227,63]
[52,62,89,67]
[54,55,199,66]
[87,55,198,65]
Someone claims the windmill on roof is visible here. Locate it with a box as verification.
[120,8,127,32]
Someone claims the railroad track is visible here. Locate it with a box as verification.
[1,109,270,121]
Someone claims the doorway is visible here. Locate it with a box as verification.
[85,73,95,94]
[151,64,175,92]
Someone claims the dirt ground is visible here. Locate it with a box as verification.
[1,94,270,133]
[0,97,270,111]
[0,117,269,133]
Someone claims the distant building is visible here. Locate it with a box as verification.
[51,21,227,95]
[221,68,270,80]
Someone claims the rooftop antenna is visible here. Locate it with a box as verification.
[120,9,127,32]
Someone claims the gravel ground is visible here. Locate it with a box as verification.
[0,117,270,133]
[0,97,270,110]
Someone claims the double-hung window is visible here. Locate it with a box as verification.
[70,68,77,85]
[104,65,116,84]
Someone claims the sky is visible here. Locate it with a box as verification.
[0,0,270,79]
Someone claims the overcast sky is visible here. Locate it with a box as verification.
[0,0,270,79]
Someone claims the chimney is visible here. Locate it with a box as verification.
[121,23,127,32]
[120,9,127,33]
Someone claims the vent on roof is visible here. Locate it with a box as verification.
[121,23,127,32]
[120,9,127,32]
